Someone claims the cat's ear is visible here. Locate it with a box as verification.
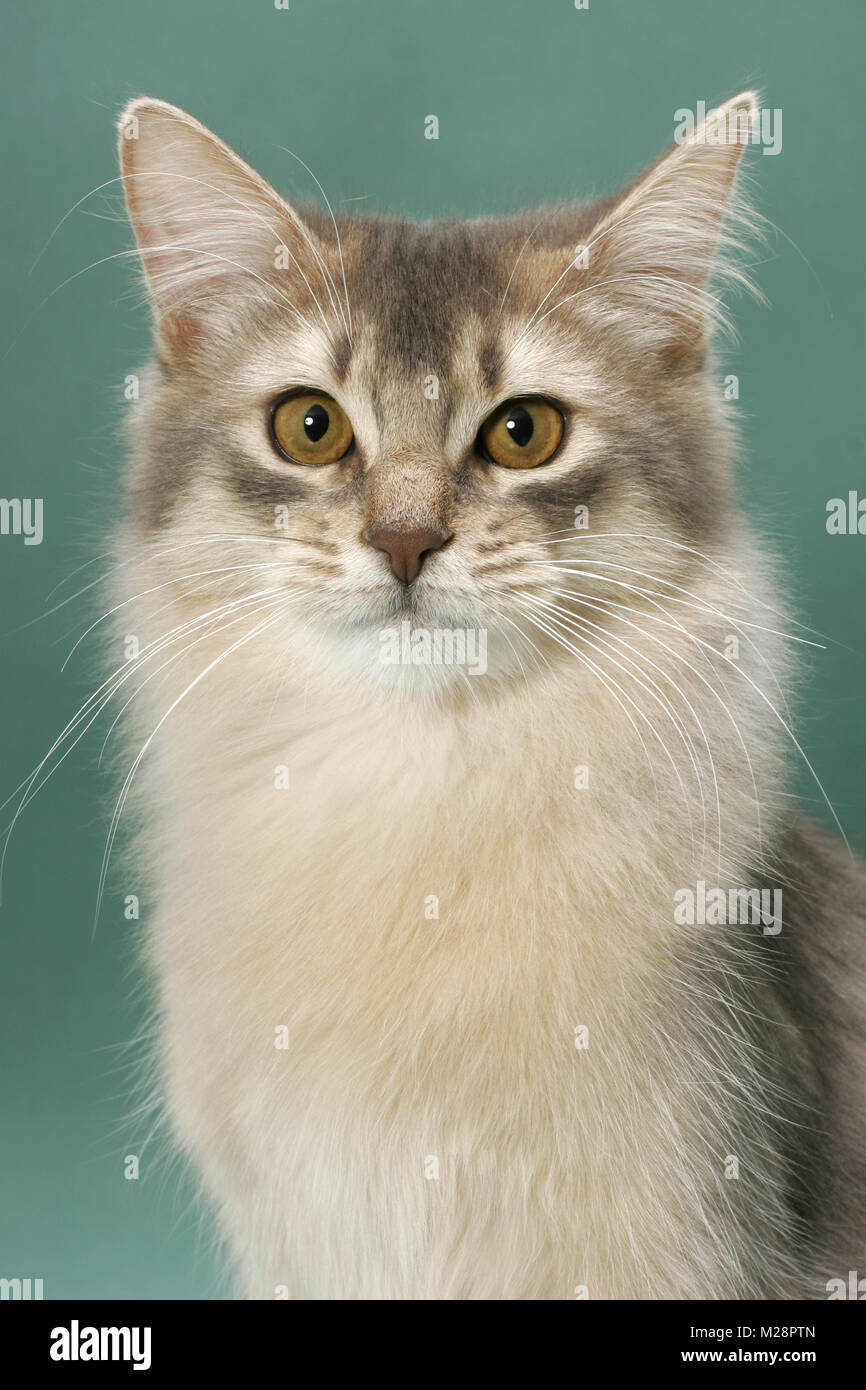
[118,98,325,360]
[581,92,761,364]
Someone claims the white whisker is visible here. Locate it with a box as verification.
[93,603,290,933]
[277,147,353,344]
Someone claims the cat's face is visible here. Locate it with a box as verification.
[119,95,756,696]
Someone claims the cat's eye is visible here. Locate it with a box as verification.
[270,391,354,465]
[478,397,564,469]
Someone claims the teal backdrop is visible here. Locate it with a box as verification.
[1,0,863,1298]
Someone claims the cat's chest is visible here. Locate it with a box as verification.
[155,704,688,1062]
[149,704,760,1298]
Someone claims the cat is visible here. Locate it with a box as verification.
[110,90,866,1299]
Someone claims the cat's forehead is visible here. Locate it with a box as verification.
[343,218,505,382]
[328,212,602,416]
[232,209,609,446]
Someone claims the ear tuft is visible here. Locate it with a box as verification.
[580,90,766,360]
[117,98,325,360]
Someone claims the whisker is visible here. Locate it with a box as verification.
[93,602,291,933]
[517,595,704,860]
[536,529,830,645]
[517,603,681,822]
[60,559,307,671]
[13,536,322,636]
[533,557,821,649]
[530,588,769,872]
[525,591,711,860]
[277,146,353,344]
[534,567,850,857]
[536,553,795,811]
[493,611,544,689]
[497,219,543,316]
[4,244,317,369]
[535,537,797,722]
[506,273,728,362]
[96,591,294,764]
[0,587,290,883]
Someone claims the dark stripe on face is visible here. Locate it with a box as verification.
[351,221,501,378]
[331,333,352,383]
[134,411,203,531]
[517,460,610,532]
[518,426,725,547]
[479,339,502,393]
[225,454,313,514]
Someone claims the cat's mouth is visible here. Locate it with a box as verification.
[340,581,477,636]
[382,584,476,631]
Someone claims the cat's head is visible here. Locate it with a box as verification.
[118,94,759,699]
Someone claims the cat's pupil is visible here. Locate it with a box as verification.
[506,407,533,448]
[303,404,329,442]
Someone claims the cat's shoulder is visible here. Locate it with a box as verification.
[768,812,866,1056]
[778,814,866,939]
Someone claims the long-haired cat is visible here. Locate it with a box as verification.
[110,91,865,1298]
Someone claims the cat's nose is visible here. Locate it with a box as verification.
[363,523,452,584]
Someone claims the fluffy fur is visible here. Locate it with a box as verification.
[107,93,866,1298]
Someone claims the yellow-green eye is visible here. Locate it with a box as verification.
[270,391,354,465]
[479,397,564,469]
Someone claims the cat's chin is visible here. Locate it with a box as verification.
[299,600,526,694]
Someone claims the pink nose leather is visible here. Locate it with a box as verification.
[364,524,452,584]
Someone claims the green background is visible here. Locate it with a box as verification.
[1,0,863,1299]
